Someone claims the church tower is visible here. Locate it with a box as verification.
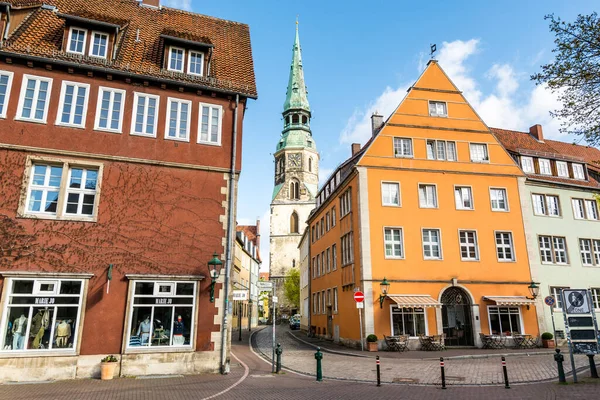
[269,23,318,312]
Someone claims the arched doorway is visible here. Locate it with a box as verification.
[441,287,474,346]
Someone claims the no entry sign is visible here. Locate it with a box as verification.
[354,291,364,303]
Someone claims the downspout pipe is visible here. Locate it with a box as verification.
[220,93,239,374]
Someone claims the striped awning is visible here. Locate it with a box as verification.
[483,296,535,306]
[388,294,442,308]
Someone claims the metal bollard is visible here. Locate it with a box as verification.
[440,357,446,389]
[315,347,323,382]
[275,343,283,374]
[376,356,381,387]
[554,349,566,384]
[588,354,599,379]
[501,356,510,389]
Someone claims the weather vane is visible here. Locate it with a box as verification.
[430,43,437,59]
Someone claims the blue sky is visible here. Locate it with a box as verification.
[165,0,596,270]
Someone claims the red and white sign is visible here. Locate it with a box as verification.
[354,291,364,303]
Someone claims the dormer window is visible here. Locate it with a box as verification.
[539,158,551,175]
[188,51,204,76]
[68,27,87,55]
[90,31,108,58]
[573,163,586,180]
[556,161,569,178]
[168,46,185,72]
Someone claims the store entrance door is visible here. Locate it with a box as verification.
[441,287,474,346]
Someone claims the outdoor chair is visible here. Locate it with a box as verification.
[397,335,409,352]
[430,334,445,351]
[384,335,401,352]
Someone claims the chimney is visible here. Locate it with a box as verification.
[529,124,544,142]
[371,112,384,137]
[255,219,261,253]
[351,143,361,156]
[140,0,160,8]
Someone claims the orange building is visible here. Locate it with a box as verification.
[308,61,538,349]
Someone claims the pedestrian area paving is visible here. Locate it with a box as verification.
[254,326,597,386]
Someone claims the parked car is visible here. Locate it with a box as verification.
[289,316,300,330]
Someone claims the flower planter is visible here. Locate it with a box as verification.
[542,339,555,349]
[100,362,117,380]
[367,341,378,352]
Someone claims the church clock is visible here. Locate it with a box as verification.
[288,153,302,168]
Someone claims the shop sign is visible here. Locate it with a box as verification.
[155,298,173,305]
[232,290,248,301]
[35,297,56,305]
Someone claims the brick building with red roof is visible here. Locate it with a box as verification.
[0,0,256,381]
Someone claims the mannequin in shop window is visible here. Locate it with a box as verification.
[12,314,27,350]
[173,315,185,345]
[137,315,151,345]
[31,309,50,349]
[54,320,72,348]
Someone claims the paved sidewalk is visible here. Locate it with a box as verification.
[255,325,597,386]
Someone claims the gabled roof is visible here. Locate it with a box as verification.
[236,225,261,262]
[1,0,257,98]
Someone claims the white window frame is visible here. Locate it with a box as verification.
[333,287,338,313]
[187,50,204,76]
[16,74,53,123]
[167,46,185,73]
[585,199,599,221]
[0,277,85,353]
[422,228,442,260]
[428,100,448,117]
[381,181,401,207]
[556,161,569,178]
[495,231,516,262]
[89,31,109,59]
[521,156,534,173]
[572,198,586,220]
[197,103,223,145]
[572,163,585,180]
[67,27,88,55]
[332,243,337,271]
[393,137,413,158]
[532,193,561,217]
[454,185,474,210]
[55,81,90,128]
[426,140,457,161]
[591,288,600,310]
[469,143,489,163]
[62,167,100,217]
[418,183,438,209]
[539,235,569,265]
[489,187,509,212]
[94,86,126,133]
[538,158,552,175]
[383,227,404,259]
[165,97,192,142]
[579,238,594,266]
[0,70,15,119]
[487,306,524,336]
[594,240,600,266]
[340,189,352,217]
[130,92,160,137]
[125,280,197,350]
[550,286,569,311]
[459,229,479,261]
[389,305,428,338]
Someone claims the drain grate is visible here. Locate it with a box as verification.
[393,377,419,383]
[444,376,465,381]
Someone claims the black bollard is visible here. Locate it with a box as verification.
[315,347,323,382]
[554,349,566,384]
[275,343,283,373]
[501,356,510,389]
[588,354,599,379]
[376,356,381,387]
[440,357,446,389]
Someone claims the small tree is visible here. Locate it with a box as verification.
[532,13,600,145]
[283,268,300,310]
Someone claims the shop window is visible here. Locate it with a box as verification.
[488,307,522,336]
[0,278,84,352]
[391,307,426,337]
[127,280,196,348]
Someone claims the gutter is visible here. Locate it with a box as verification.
[220,93,239,374]
[0,49,258,99]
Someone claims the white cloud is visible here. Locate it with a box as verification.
[339,39,565,146]
[162,0,192,11]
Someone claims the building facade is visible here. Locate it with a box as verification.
[298,227,310,331]
[493,126,600,340]
[233,223,261,331]
[0,0,256,382]
[308,61,538,349]
[269,24,318,312]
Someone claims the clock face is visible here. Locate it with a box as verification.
[288,153,302,168]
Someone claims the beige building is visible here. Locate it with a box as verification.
[233,223,261,331]
[298,228,310,331]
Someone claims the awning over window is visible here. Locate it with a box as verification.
[483,296,535,306]
[388,294,442,308]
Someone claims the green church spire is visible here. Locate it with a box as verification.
[283,21,310,113]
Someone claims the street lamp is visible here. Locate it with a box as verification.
[208,252,223,303]
[379,277,390,309]
[526,281,540,300]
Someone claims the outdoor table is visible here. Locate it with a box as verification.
[481,334,505,349]
[513,334,538,349]
[385,335,401,352]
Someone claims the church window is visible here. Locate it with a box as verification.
[290,211,299,234]
[309,158,312,172]
[292,114,299,124]
[302,115,308,125]
[290,179,300,200]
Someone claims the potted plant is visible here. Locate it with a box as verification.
[100,355,118,380]
[541,332,555,348]
[366,334,379,352]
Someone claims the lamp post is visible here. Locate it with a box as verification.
[526,281,540,310]
[379,277,390,309]
[208,253,223,303]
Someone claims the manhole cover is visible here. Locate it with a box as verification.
[393,378,419,383]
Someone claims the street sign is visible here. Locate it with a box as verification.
[563,289,591,314]
[354,291,364,303]
[356,302,364,309]
[544,296,556,307]
[232,290,248,301]
[257,281,273,290]
[272,296,278,303]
